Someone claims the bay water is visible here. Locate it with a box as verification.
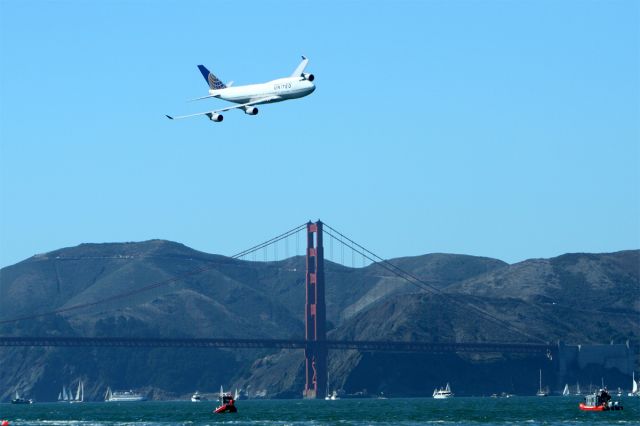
[2,396,638,426]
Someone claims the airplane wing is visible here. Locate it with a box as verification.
[166,96,280,120]
[189,92,223,102]
[291,56,309,77]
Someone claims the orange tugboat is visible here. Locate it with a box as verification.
[579,388,623,411]
[213,386,237,414]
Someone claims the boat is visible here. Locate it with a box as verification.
[104,387,146,402]
[579,388,623,411]
[562,384,570,396]
[491,392,513,399]
[11,391,33,404]
[213,385,237,413]
[191,391,207,402]
[575,382,582,396]
[324,371,338,400]
[433,383,453,399]
[628,372,639,397]
[324,390,339,400]
[58,385,71,402]
[536,369,548,397]
[70,380,84,404]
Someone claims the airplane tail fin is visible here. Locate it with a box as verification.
[197,65,227,90]
[291,56,309,77]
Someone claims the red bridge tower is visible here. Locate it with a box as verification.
[303,220,327,399]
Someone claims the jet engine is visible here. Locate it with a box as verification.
[302,73,315,82]
[207,113,223,122]
[243,106,259,115]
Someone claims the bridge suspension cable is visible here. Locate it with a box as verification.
[322,222,546,344]
[0,223,308,326]
[231,223,307,259]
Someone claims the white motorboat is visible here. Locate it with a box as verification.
[104,387,146,402]
[191,391,207,402]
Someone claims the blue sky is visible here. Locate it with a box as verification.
[0,0,638,268]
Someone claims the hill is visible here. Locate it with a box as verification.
[0,241,637,400]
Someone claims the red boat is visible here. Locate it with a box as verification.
[213,386,237,414]
[579,389,623,412]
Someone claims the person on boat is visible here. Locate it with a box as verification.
[214,392,237,413]
[599,388,611,406]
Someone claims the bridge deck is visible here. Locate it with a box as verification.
[0,337,552,355]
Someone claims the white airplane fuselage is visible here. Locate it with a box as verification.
[210,77,315,105]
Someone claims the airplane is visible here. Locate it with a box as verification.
[166,56,315,122]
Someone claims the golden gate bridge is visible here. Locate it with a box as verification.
[0,220,557,399]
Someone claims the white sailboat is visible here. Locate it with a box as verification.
[536,369,548,397]
[433,383,453,399]
[628,372,639,397]
[562,384,570,396]
[58,385,70,402]
[324,371,339,400]
[575,382,581,396]
[11,391,33,404]
[70,380,84,403]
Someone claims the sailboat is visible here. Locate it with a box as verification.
[575,382,582,396]
[562,384,570,396]
[324,371,339,400]
[11,391,33,404]
[58,385,71,402]
[536,369,548,397]
[433,383,454,399]
[70,380,84,403]
[628,372,639,397]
